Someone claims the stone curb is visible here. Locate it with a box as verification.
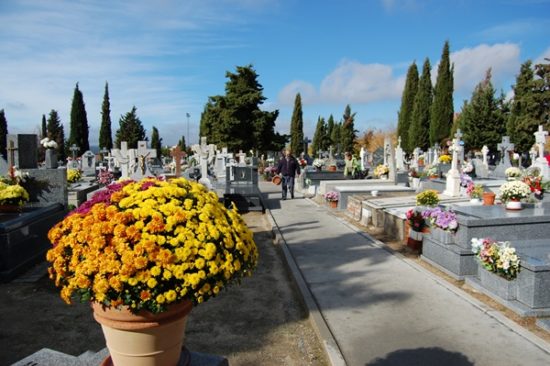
[259,192,347,366]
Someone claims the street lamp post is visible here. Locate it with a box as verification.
[186,113,190,148]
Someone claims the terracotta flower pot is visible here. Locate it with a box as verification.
[482,192,496,205]
[329,200,338,209]
[93,300,193,366]
[328,166,337,172]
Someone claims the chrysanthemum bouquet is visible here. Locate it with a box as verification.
[40,137,58,149]
[374,164,389,177]
[471,238,520,280]
[422,207,458,232]
[499,180,531,202]
[324,190,339,202]
[415,189,440,207]
[67,168,82,183]
[313,159,324,169]
[438,155,452,164]
[0,181,29,206]
[46,177,258,314]
[505,167,522,178]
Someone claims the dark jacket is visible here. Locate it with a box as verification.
[277,156,300,177]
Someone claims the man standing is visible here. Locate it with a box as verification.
[276,149,300,200]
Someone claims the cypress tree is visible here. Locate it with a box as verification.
[331,122,342,154]
[47,110,66,161]
[459,69,505,151]
[430,41,454,146]
[409,58,433,151]
[115,106,147,148]
[178,136,187,151]
[341,105,357,153]
[311,117,325,157]
[290,93,304,155]
[151,126,162,160]
[0,109,8,160]
[99,82,113,150]
[326,115,335,147]
[397,61,419,153]
[68,83,90,154]
[41,114,47,138]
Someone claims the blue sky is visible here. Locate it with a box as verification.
[1,0,549,147]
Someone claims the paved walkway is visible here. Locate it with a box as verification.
[259,181,550,366]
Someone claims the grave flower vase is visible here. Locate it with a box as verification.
[93,300,193,366]
[478,266,517,301]
[482,192,496,205]
[430,227,454,244]
[45,149,58,169]
[505,199,522,210]
[328,166,337,172]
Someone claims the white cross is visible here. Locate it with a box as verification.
[534,125,548,158]
[112,142,131,177]
[136,141,157,175]
[481,145,489,167]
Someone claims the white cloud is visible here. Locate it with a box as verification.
[449,43,521,92]
[278,60,405,106]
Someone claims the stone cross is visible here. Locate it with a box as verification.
[481,145,489,169]
[112,142,131,178]
[7,140,17,178]
[136,141,157,175]
[534,125,548,158]
[395,143,405,171]
[360,147,367,171]
[383,137,391,166]
[497,136,514,167]
[170,146,185,177]
[411,147,421,169]
[432,144,440,165]
[444,135,462,197]
[68,144,80,169]
[237,150,246,165]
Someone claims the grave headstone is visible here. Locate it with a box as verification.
[481,145,489,169]
[170,146,185,177]
[372,147,384,168]
[493,136,515,178]
[237,150,247,166]
[112,142,131,178]
[68,144,80,169]
[130,141,157,179]
[533,125,549,179]
[0,156,8,176]
[7,135,37,169]
[410,147,421,169]
[384,136,396,181]
[443,130,462,197]
[81,151,96,176]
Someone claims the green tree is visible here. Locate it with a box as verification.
[397,62,419,153]
[151,126,163,160]
[99,82,113,150]
[311,116,325,157]
[115,106,147,149]
[409,58,433,151]
[331,122,342,153]
[200,65,285,153]
[0,109,7,160]
[459,69,506,152]
[178,135,187,151]
[41,114,47,138]
[326,114,335,147]
[340,105,357,153]
[430,41,454,146]
[68,83,90,154]
[47,109,66,161]
[290,93,304,155]
[507,60,550,152]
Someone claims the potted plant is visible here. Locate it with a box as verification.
[312,158,324,171]
[415,189,439,207]
[438,155,452,164]
[46,177,258,365]
[67,168,82,184]
[405,208,426,251]
[499,180,531,210]
[41,137,59,169]
[505,167,522,180]
[471,237,520,300]
[323,190,339,208]
[466,183,484,204]
[0,168,30,212]
[374,164,389,179]
[408,169,421,188]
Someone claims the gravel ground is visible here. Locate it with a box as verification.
[0,212,328,366]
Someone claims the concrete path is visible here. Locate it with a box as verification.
[259,181,550,366]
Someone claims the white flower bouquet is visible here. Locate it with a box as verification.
[505,167,522,178]
[40,137,58,149]
[499,180,531,202]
